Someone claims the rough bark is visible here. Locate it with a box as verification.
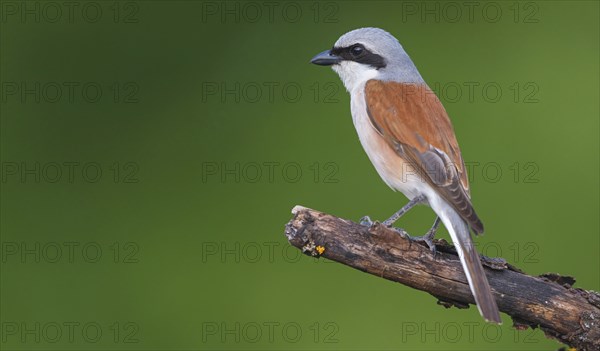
[284,206,600,351]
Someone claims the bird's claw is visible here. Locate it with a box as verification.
[409,229,437,256]
[359,215,373,227]
[361,215,410,238]
[391,226,410,239]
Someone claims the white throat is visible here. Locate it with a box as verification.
[332,61,380,92]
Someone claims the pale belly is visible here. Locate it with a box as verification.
[350,87,429,201]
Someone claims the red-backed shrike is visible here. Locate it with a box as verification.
[311,27,501,323]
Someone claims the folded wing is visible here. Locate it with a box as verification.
[364,80,484,234]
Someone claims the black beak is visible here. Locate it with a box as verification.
[310,50,341,66]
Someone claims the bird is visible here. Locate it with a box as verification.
[310,27,501,323]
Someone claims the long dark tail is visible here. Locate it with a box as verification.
[437,203,501,323]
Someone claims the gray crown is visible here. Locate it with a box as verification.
[335,27,424,83]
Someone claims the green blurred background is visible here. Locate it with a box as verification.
[1,1,598,350]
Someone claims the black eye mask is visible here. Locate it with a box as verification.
[330,44,387,69]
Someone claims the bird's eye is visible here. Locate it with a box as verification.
[350,45,364,57]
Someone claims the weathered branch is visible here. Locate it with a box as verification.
[284,206,600,351]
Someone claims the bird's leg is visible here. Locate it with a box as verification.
[409,216,441,255]
[360,195,425,239]
[382,195,425,227]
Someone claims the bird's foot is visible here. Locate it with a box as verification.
[359,215,374,227]
[408,229,437,256]
[360,215,409,239]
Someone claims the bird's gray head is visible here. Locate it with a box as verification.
[311,27,424,92]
